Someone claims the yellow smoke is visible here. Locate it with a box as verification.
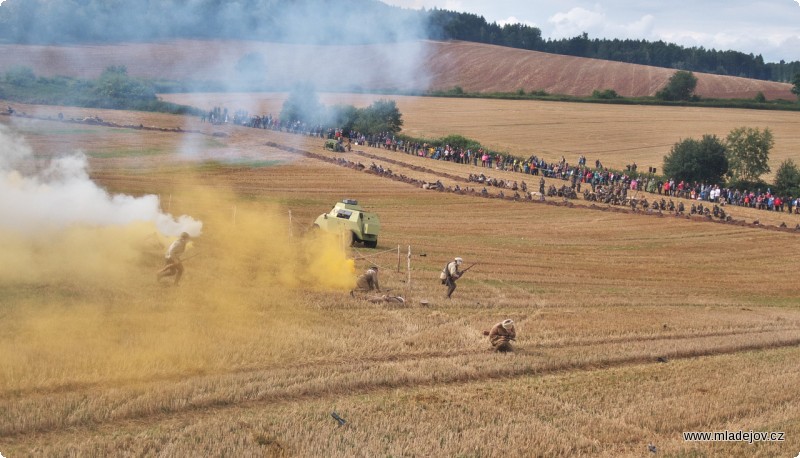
[0,184,357,393]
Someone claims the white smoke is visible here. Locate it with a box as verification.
[0,124,202,236]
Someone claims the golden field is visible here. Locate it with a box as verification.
[1,97,799,457]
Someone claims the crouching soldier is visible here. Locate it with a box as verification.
[488,319,516,352]
[351,265,380,296]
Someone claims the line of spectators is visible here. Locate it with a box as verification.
[208,107,799,216]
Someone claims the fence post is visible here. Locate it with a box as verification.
[407,245,412,290]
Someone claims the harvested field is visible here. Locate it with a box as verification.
[0,40,794,99]
[1,102,799,457]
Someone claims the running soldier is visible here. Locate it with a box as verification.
[157,232,191,285]
[440,257,463,299]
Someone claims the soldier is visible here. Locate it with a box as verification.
[440,257,463,299]
[488,319,516,352]
[157,232,191,285]
[352,265,380,295]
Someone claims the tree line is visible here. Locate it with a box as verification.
[1,0,798,83]
[426,10,799,83]
[0,65,197,114]
[663,126,800,198]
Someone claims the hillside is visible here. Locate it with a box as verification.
[0,40,793,100]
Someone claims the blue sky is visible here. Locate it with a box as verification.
[383,0,800,62]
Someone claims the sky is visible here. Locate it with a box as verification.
[383,0,800,62]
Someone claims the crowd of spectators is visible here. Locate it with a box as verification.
[207,107,799,216]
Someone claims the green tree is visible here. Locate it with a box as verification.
[725,127,773,183]
[354,99,403,135]
[773,159,800,197]
[93,66,156,104]
[655,70,698,101]
[329,104,360,134]
[280,83,322,125]
[792,72,800,99]
[662,135,728,183]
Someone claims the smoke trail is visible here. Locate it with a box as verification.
[0,124,201,236]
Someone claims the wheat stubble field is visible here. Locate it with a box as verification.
[1,98,800,457]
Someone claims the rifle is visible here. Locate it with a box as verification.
[458,263,477,276]
[157,252,200,273]
[179,252,201,263]
[331,412,346,427]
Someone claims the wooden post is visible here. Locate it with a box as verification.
[407,245,412,290]
[288,210,293,237]
[232,205,237,225]
[397,245,401,272]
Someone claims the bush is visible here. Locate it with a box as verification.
[4,66,36,86]
[592,89,619,99]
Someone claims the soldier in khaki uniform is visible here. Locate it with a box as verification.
[440,257,463,299]
[352,265,380,294]
[488,319,516,352]
[157,232,190,285]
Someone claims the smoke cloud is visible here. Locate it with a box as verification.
[0,123,202,285]
[0,0,433,96]
[0,124,202,236]
[0,122,357,392]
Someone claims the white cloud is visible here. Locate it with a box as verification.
[548,7,605,38]
[497,16,537,27]
[547,6,655,41]
[656,27,800,61]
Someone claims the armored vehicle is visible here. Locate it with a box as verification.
[313,199,380,248]
[324,139,345,152]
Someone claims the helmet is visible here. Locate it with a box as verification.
[454,257,463,265]
[180,232,190,239]
[502,319,514,329]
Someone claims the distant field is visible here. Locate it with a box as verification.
[0,40,793,99]
[1,103,799,456]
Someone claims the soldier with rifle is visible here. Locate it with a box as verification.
[483,320,517,353]
[440,257,476,299]
[488,319,516,352]
[157,232,191,286]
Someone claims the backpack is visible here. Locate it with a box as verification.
[440,262,454,284]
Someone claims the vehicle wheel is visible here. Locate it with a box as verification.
[351,232,359,246]
[364,240,377,248]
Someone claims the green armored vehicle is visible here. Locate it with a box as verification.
[313,199,380,248]
[324,139,345,152]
